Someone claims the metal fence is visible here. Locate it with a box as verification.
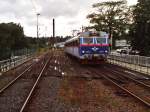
[0,49,36,74]
[0,48,36,61]
[108,54,150,75]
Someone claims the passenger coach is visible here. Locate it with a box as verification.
[65,31,110,64]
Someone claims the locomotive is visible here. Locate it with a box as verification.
[64,31,110,64]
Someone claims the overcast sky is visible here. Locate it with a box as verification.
[0,0,137,37]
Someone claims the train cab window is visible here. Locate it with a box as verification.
[83,38,94,44]
[96,38,106,44]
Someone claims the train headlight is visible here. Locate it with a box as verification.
[82,51,85,53]
[105,50,108,53]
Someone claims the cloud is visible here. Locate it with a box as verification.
[0,0,137,36]
[38,0,82,18]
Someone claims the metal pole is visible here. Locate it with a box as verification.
[37,13,40,48]
[53,18,55,38]
[53,18,57,48]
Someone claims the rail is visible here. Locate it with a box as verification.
[19,54,50,112]
[108,54,150,75]
[90,68,150,107]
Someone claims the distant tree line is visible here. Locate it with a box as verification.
[87,0,150,56]
[0,22,69,60]
[0,23,27,60]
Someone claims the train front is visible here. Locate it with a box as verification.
[79,31,109,64]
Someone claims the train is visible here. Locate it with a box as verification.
[64,31,110,64]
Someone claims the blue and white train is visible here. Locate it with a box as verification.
[64,31,110,64]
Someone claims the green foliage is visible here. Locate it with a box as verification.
[132,0,150,55]
[0,23,27,59]
[0,22,69,60]
[87,0,132,48]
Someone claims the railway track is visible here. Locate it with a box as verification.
[0,63,33,94]
[106,63,150,80]
[103,66,150,89]
[21,51,63,112]
[106,64,150,86]
[0,52,51,112]
[19,56,50,112]
[0,57,35,90]
[0,54,46,94]
[89,68,150,107]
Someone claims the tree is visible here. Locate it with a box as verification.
[87,0,132,48]
[0,22,70,60]
[132,0,150,55]
[0,23,27,60]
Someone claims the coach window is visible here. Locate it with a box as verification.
[70,42,72,46]
[74,41,76,46]
[77,40,79,45]
[75,40,78,46]
[77,39,79,45]
[69,43,71,46]
[73,41,75,46]
[66,43,68,47]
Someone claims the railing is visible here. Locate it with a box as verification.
[0,50,35,74]
[108,54,150,75]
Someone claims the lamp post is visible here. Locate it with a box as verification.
[36,13,40,48]
[37,13,40,39]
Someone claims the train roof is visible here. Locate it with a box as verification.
[65,36,79,44]
[65,31,108,44]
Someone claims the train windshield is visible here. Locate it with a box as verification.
[82,38,94,44]
[96,38,107,44]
